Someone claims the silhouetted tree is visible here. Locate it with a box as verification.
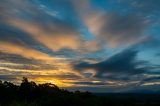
[0,78,160,106]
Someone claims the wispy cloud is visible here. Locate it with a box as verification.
[0,0,160,92]
[0,41,53,61]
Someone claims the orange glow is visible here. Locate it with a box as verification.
[0,41,54,61]
[8,20,81,51]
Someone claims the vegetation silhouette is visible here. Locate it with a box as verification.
[0,77,160,106]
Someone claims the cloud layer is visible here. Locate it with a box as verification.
[0,0,160,92]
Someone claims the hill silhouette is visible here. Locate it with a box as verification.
[0,77,160,106]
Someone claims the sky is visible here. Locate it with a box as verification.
[0,0,160,92]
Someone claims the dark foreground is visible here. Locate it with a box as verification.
[0,78,160,106]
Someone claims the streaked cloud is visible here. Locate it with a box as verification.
[0,0,160,92]
[9,19,82,51]
[81,9,150,48]
[74,48,160,88]
[0,41,53,61]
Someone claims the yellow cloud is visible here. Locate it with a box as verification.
[9,20,81,51]
[0,41,53,61]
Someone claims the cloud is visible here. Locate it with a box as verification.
[0,41,53,61]
[0,23,43,48]
[142,76,160,82]
[139,76,160,85]
[0,22,67,71]
[0,0,84,68]
[73,0,156,49]
[9,19,82,51]
[73,81,107,86]
[0,75,18,81]
[0,0,82,52]
[74,49,148,80]
[126,0,160,15]
[82,40,102,53]
[84,12,149,48]
[0,0,90,60]
[0,63,57,71]
[0,0,159,91]
[0,52,40,64]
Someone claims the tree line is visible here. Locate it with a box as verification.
[0,77,160,106]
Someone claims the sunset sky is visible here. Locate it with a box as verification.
[0,0,160,92]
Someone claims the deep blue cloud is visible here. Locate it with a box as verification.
[75,49,143,72]
[74,49,149,79]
